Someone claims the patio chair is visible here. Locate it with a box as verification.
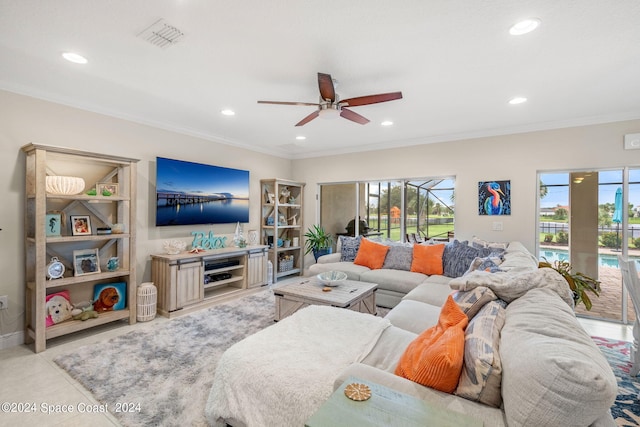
[617,255,640,376]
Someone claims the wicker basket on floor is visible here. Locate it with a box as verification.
[136,282,157,322]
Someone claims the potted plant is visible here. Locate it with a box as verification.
[539,258,600,310]
[304,224,334,261]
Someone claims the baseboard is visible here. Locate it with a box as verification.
[0,331,24,350]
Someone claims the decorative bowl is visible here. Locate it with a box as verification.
[45,175,85,195]
[163,240,187,255]
[317,270,348,287]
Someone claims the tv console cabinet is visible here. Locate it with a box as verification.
[151,245,268,318]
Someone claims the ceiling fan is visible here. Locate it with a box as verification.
[258,73,403,126]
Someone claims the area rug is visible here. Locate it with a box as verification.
[54,289,277,426]
[593,336,640,426]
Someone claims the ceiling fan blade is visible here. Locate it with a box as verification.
[258,100,320,107]
[340,91,403,107]
[340,108,370,125]
[317,73,336,102]
[295,110,320,126]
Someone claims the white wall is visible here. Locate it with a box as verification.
[294,119,640,267]
[0,90,292,339]
[2,88,640,342]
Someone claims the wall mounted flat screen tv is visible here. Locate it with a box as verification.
[155,157,250,226]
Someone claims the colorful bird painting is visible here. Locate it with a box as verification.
[479,181,511,216]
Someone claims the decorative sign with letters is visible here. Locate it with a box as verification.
[191,231,227,250]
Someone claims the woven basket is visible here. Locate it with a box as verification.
[136,282,157,322]
[279,258,294,272]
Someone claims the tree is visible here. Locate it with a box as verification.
[554,207,568,220]
[540,180,548,199]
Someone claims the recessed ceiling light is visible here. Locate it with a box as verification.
[295,136,306,140]
[509,97,528,105]
[62,52,88,64]
[509,18,541,35]
[381,121,394,126]
[221,109,235,116]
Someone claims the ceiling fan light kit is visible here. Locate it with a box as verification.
[258,72,402,127]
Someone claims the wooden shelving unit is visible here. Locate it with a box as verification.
[22,143,139,353]
[260,179,305,282]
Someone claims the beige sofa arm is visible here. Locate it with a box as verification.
[317,252,342,264]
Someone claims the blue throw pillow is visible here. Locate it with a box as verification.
[443,240,482,278]
[339,236,362,262]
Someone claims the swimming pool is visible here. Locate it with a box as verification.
[539,248,634,268]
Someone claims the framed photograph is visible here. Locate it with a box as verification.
[93,282,126,311]
[97,182,118,196]
[70,215,92,236]
[73,248,101,276]
[45,213,61,237]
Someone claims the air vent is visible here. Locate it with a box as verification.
[137,19,184,49]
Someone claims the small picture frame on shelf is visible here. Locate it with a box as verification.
[96,182,118,196]
[70,215,92,236]
[45,213,61,237]
[93,282,126,311]
[73,248,101,276]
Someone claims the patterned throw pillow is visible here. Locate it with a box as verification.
[471,237,508,251]
[455,300,507,407]
[465,256,503,275]
[452,286,498,319]
[395,295,468,393]
[443,240,482,278]
[382,245,413,271]
[339,236,362,262]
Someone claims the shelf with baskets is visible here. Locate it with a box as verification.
[260,179,305,283]
[22,143,138,353]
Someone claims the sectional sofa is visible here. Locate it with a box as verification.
[206,238,617,426]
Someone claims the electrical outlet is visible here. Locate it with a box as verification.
[0,295,7,310]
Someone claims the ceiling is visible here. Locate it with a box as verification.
[1,1,640,159]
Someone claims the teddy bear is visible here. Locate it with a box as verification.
[71,300,99,321]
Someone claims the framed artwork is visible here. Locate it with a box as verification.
[73,248,101,276]
[478,180,511,215]
[93,282,126,311]
[70,215,92,235]
[45,213,61,237]
[97,182,118,196]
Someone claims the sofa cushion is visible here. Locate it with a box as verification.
[384,299,441,335]
[410,243,445,275]
[403,279,453,307]
[360,269,427,295]
[339,236,362,262]
[354,238,390,269]
[500,288,617,427]
[455,299,506,408]
[382,245,413,271]
[452,286,497,319]
[395,295,468,393]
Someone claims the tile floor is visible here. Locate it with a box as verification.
[0,291,634,427]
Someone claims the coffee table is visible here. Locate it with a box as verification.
[274,278,377,321]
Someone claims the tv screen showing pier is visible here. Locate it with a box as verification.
[155,157,249,226]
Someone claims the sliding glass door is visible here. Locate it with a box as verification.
[538,168,638,323]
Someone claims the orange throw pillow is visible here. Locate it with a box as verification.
[410,243,445,275]
[395,295,468,393]
[353,238,390,270]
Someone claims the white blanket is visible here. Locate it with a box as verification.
[205,305,391,427]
